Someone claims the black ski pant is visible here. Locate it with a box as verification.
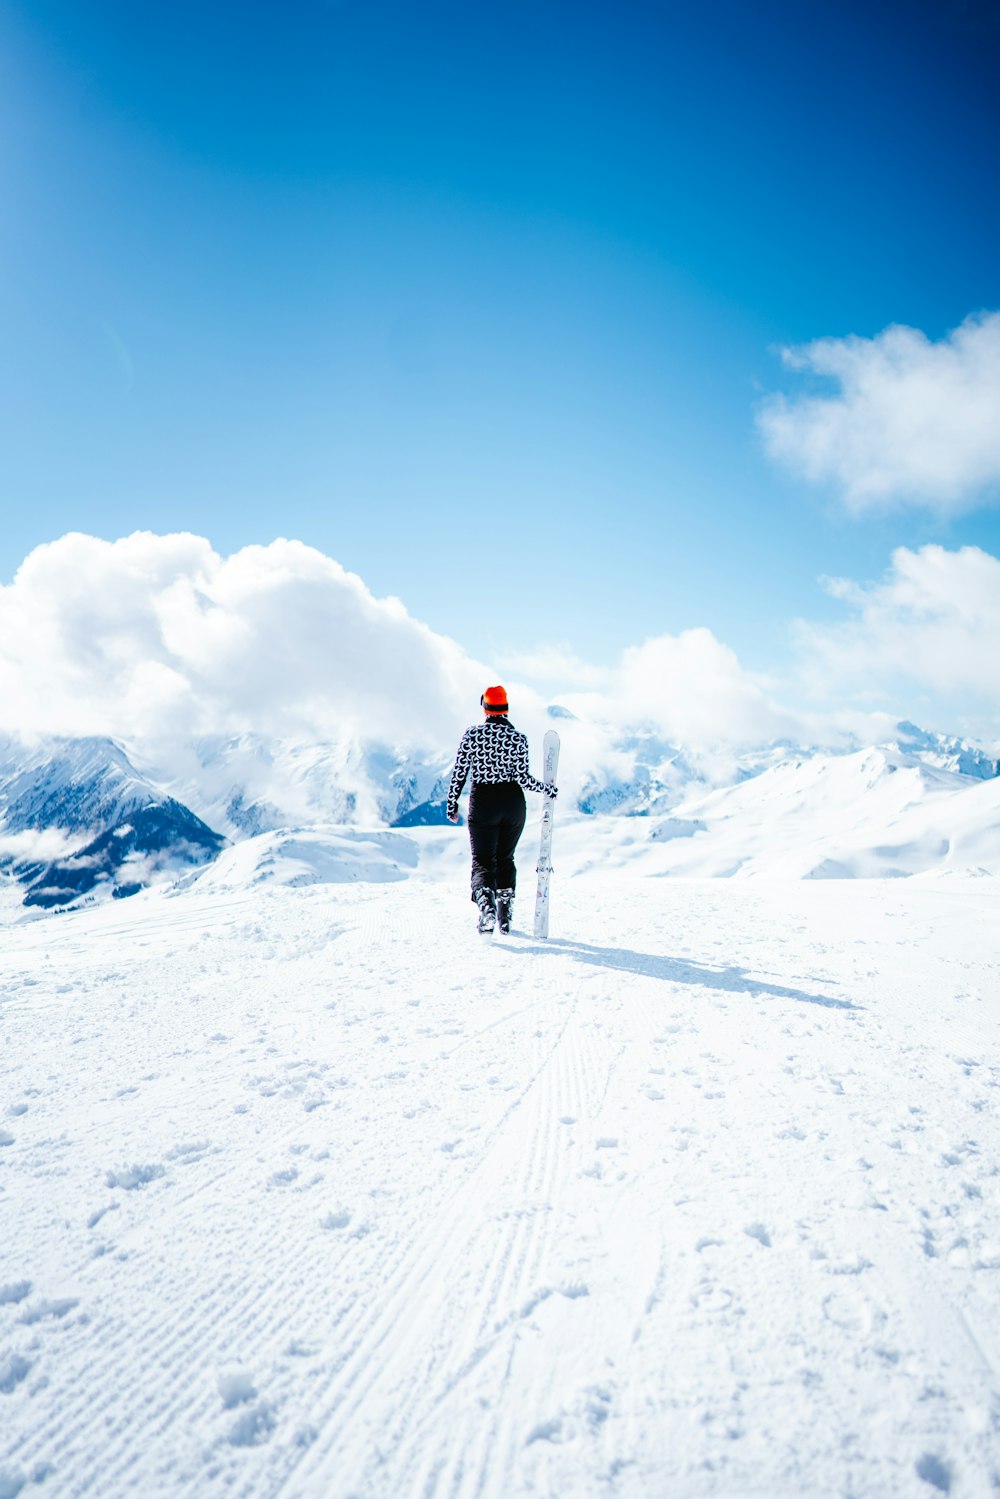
[468,782,526,899]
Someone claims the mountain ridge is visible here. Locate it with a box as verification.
[0,720,995,911]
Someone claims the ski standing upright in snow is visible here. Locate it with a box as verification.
[533,730,560,939]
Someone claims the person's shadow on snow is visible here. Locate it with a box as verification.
[510,936,857,1011]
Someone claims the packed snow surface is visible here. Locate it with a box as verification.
[2,866,998,1498]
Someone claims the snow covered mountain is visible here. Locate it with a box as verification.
[0,720,995,913]
[0,734,165,833]
[892,719,998,780]
[168,733,451,839]
[0,730,451,912]
[571,719,997,818]
[0,737,224,909]
[557,744,1000,881]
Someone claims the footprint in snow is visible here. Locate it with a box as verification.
[744,1223,772,1248]
[20,1298,79,1325]
[689,1283,734,1314]
[86,1204,119,1230]
[583,1385,613,1430]
[915,1454,952,1493]
[516,1284,589,1323]
[228,1400,276,1447]
[268,1167,299,1188]
[166,1141,213,1165]
[526,1417,563,1446]
[7,1104,28,1118]
[218,1366,257,1409]
[0,1353,32,1394]
[106,1164,165,1190]
[0,1283,32,1307]
[321,1209,351,1231]
[825,1254,871,1277]
[0,1464,28,1499]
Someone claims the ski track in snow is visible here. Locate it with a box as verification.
[0,876,998,1498]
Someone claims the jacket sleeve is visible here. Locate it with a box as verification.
[515,732,556,797]
[447,730,473,817]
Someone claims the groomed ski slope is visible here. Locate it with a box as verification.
[2,874,998,1499]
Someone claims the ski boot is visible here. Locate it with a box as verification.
[474,887,497,934]
[496,888,514,935]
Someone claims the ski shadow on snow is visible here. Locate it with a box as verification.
[512,937,858,1011]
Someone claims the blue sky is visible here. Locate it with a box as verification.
[1,0,998,699]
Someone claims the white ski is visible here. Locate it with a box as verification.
[533,730,560,939]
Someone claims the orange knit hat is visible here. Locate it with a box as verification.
[481,685,508,715]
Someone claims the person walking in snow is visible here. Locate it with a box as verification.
[447,686,558,934]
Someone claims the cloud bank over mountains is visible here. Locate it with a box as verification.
[0,533,804,762]
[0,532,997,770]
[0,532,481,750]
[759,312,1000,513]
[521,630,803,746]
[798,545,1000,729]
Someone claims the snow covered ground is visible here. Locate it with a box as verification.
[2,863,999,1498]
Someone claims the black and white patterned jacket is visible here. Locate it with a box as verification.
[447,718,556,819]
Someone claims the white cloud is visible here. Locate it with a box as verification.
[0,532,486,751]
[616,629,798,745]
[496,644,613,693]
[490,630,814,803]
[7,531,993,816]
[545,628,815,785]
[0,533,815,799]
[758,312,1000,512]
[0,828,85,863]
[797,545,1000,734]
